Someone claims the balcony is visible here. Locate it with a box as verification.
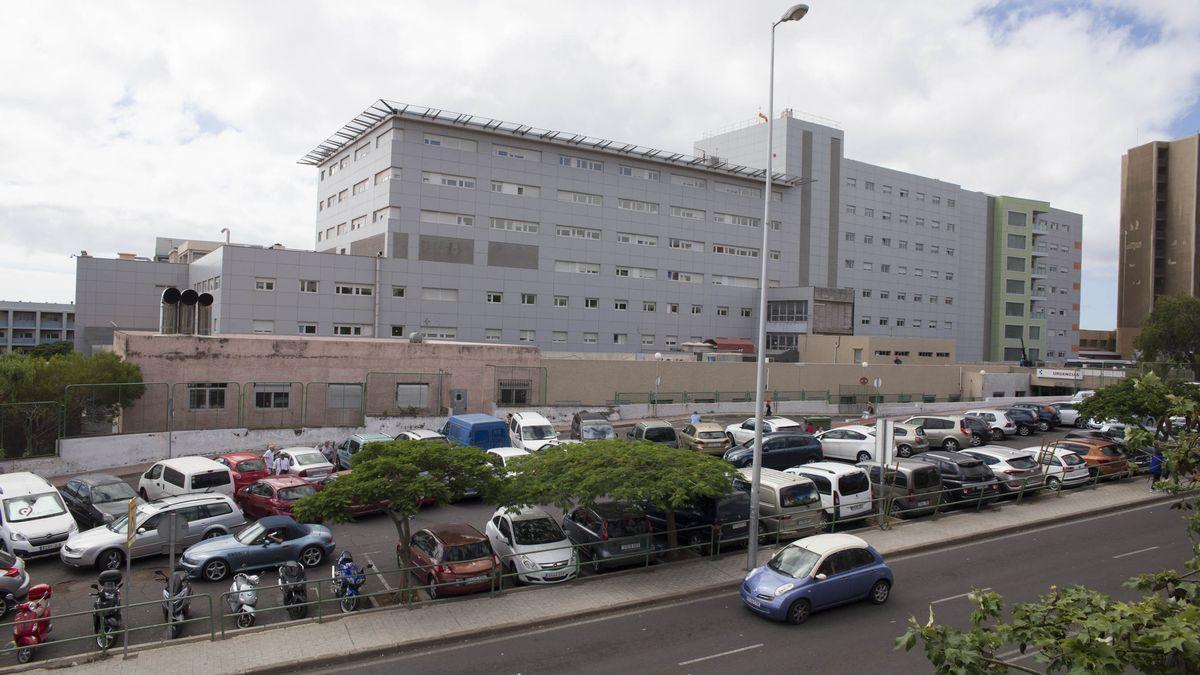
[10,336,35,346]
[39,320,63,329]
[1031,246,1048,257]
[10,319,36,329]
[1031,268,1048,279]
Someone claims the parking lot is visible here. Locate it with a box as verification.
[5,415,1089,663]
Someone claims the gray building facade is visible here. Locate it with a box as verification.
[0,301,76,352]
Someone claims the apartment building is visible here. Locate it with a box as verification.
[0,301,75,352]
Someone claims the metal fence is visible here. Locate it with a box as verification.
[616,389,957,407]
[171,382,243,431]
[491,365,548,407]
[241,382,305,430]
[365,371,447,417]
[0,401,60,459]
[62,382,167,437]
[305,382,366,428]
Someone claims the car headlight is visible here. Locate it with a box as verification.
[520,556,537,570]
[744,567,761,581]
[10,533,26,542]
[774,582,795,596]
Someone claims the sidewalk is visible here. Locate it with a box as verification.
[17,477,1175,675]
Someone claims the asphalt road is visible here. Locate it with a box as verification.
[7,422,1085,661]
[306,500,1191,675]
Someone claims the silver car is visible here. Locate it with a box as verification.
[60,494,245,571]
[962,446,1044,494]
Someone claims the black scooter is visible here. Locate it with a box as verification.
[155,569,192,638]
[91,569,122,650]
[278,561,307,619]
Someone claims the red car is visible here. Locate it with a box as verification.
[236,475,317,518]
[403,523,498,599]
[214,453,270,493]
[321,471,390,516]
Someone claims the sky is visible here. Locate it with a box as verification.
[1,0,1198,330]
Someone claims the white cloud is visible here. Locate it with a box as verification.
[1,0,1197,330]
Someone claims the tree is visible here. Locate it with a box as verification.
[897,392,1200,673]
[1076,375,1200,438]
[499,439,738,554]
[1135,294,1200,380]
[24,341,73,359]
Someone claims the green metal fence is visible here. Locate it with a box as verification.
[172,382,243,431]
[365,371,447,417]
[0,401,60,459]
[241,382,305,430]
[62,382,168,437]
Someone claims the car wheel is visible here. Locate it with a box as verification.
[1046,477,1062,492]
[0,595,12,617]
[299,545,324,568]
[942,438,960,452]
[1038,421,1050,432]
[786,598,811,625]
[1017,426,1031,437]
[897,445,913,458]
[856,451,872,463]
[202,529,223,540]
[1075,417,1087,428]
[869,579,891,605]
[970,434,985,447]
[428,578,440,600]
[990,428,1004,441]
[96,548,125,571]
[202,558,230,582]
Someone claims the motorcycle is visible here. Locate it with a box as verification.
[91,569,122,650]
[12,584,51,664]
[155,569,192,639]
[278,561,308,620]
[227,573,260,629]
[330,551,369,613]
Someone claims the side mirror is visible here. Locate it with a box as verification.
[90,584,99,591]
[505,536,513,547]
[815,573,827,581]
[136,527,146,535]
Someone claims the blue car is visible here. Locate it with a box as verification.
[180,515,335,582]
[740,533,892,624]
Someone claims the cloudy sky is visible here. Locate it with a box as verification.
[1,0,1198,329]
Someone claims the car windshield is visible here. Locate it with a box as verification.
[779,484,819,508]
[698,431,724,440]
[912,468,940,489]
[92,481,137,504]
[767,545,821,579]
[960,462,992,480]
[278,485,316,501]
[606,515,649,537]
[443,541,491,562]
[1008,456,1038,470]
[1061,453,1085,466]
[237,459,266,473]
[236,522,266,545]
[3,492,67,523]
[580,424,616,440]
[1100,446,1123,457]
[644,427,676,442]
[524,425,557,441]
[292,453,328,466]
[513,518,565,545]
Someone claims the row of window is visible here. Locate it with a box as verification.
[843,260,957,277]
[845,206,956,231]
[291,318,704,350]
[483,291,753,316]
[845,178,956,208]
[843,232,956,255]
[860,316,954,330]
[871,349,952,358]
[860,289,955,305]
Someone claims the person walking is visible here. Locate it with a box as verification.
[320,440,335,465]
[263,445,277,475]
[804,420,815,434]
[690,411,701,425]
[765,401,773,417]
[274,451,292,477]
[1149,447,1165,491]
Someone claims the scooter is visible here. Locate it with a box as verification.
[91,569,122,650]
[277,561,308,620]
[12,584,51,664]
[155,569,192,639]
[227,573,260,629]
[330,551,369,613]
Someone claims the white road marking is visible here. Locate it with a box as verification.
[677,643,764,666]
[1113,545,1159,559]
[364,554,390,608]
[930,587,991,604]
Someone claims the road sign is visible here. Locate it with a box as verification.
[873,377,882,389]
[125,498,138,549]
[859,376,869,385]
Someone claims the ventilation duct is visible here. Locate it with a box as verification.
[178,289,199,335]
[160,287,181,334]
[196,293,214,335]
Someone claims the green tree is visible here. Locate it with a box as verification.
[24,341,73,360]
[499,439,738,554]
[1135,294,1200,380]
[1077,374,1200,437]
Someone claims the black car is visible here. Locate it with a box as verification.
[1010,403,1061,431]
[1002,408,1040,437]
[561,501,658,571]
[644,490,751,551]
[59,474,139,530]
[911,450,1000,506]
[961,416,991,445]
[722,432,822,470]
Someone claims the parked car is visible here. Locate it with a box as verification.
[901,415,982,452]
[319,471,391,515]
[440,414,510,451]
[138,457,234,501]
[277,447,335,484]
[911,450,1001,506]
[571,412,616,440]
[890,423,931,458]
[485,507,577,585]
[723,432,822,469]
[561,501,655,571]
[785,462,874,527]
[740,533,893,624]
[680,423,732,455]
[735,468,823,540]
[0,472,78,558]
[59,474,138,531]
[395,429,449,444]
[61,494,245,571]
[724,416,802,446]
[404,523,498,598]
[179,515,334,581]
[646,489,754,550]
[1054,439,1130,478]
[0,549,31,616]
[336,433,395,471]
[507,411,561,452]
[1065,428,1127,443]
[961,446,1043,494]
[1002,408,1040,437]
[1071,390,1095,402]
[213,453,270,494]
[486,447,531,475]
[236,476,317,519]
[964,409,1018,441]
[814,425,878,463]
[625,420,679,447]
[1011,403,1061,431]
[1049,401,1086,428]
[1020,445,1091,491]
[857,459,942,519]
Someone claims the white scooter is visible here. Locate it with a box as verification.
[226,573,259,629]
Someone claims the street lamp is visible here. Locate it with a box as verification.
[653,352,663,416]
[748,2,809,571]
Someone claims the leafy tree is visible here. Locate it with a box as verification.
[499,439,738,554]
[24,341,73,359]
[898,393,1200,673]
[1135,294,1200,379]
[1077,374,1200,437]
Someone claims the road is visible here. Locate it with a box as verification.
[10,422,1088,661]
[305,500,1191,675]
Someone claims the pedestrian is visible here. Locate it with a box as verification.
[765,401,773,417]
[1149,447,1165,490]
[690,410,701,425]
[263,445,277,475]
[320,440,335,465]
[275,451,292,476]
[805,420,815,434]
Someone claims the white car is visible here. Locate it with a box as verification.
[1071,390,1095,402]
[396,429,448,443]
[278,447,335,484]
[0,472,79,558]
[814,425,878,463]
[783,462,874,526]
[724,417,802,446]
[1021,445,1091,491]
[507,411,561,452]
[485,506,578,585]
[1050,401,1085,428]
[964,409,1017,441]
[487,447,531,475]
[961,446,1042,493]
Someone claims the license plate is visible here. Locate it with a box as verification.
[746,597,762,608]
[917,500,930,507]
[464,575,489,584]
[621,543,641,551]
[543,572,567,580]
[732,522,747,529]
[847,503,867,513]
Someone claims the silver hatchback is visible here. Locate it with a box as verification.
[962,446,1044,494]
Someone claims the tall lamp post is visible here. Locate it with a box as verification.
[653,352,663,417]
[748,2,809,571]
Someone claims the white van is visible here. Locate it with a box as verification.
[137,457,234,501]
[785,462,875,528]
[735,468,823,539]
[0,472,79,558]
[507,411,560,452]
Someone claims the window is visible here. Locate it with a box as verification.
[948,199,956,208]
[616,197,659,214]
[552,331,567,343]
[865,181,875,191]
[373,206,400,223]
[337,222,346,236]
[863,262,874,272]
[583,332,598,344]
[585,297,599,309]
[338,189,348,202]
[669,238,703,251]
[767,300,808,322]
[335,283,373,296]
[1007,211,1027,227]
[493,144,540,161]
[882,237,891,247]
[1005,302,1025,317]
[879,317,889,326]
[487,291,503,304]
[846,177,857,187]
[333,324,372,336]
[899,214,909,223]
[846,205,856,215]
[881,212,892,221]
[931,195,941,205]
[844,259,855,269]
[945,272,954,281]
[643,301,656,312]
[913,293,922,302]
[391,286,406,298]
[863,235,874,244]
[254,278,275,291]
[880,264,890,273]
[489,217,538,233]
[945,222,956,232]
[845,232,855,242]
[668,303,679,314]
[741,307,752,318]
[669,205,704,220]
[421,287,458,302]
[717,306,729,316]
[861,315,871,325]
[395,382,432,409]
[864,208,875,217]
[915,192,925,202]
[1006,256,1027,272]
[1007,234,1027,249]
[713,213,761,228]
[187,383,227,410]
[946,248,955,256]
[615,266,656,279]
[423,326,456,339]
[490,180,540,197]
[769,250,781,261]
[914,268,923,277]
[616,232,657,246]
[1005,325,1024,339]
[895,319,905,327]
[424,133,477,151]
[915,217,924,227]
[612,333,627,345]
[945,296,954,305]
[556,225,601,240]
[671,174,706,189]
[299,280,318,293]
[421,172,476,189]
[560,154,604,171]
[712,243,759,257]
[714,182,760,198]
[898,266,907,275]
[554,260,600,275]
[690,304,702,315]
[668,270,702,283]
[619,165,660,180]
[254,383,291,409]
[485,328,502,342]
[664,335,679,347]
[390,325,405,337]
[1006,279,1025,294]
[298,323,317,335]
[882,185,893,195]
[557,190,603,206]
[352,179,368,195]
[1029,325,1041,340]
[554,295,568,308]
[613,299,627,310]
[349,215,366,231]
[519,330,535,343]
